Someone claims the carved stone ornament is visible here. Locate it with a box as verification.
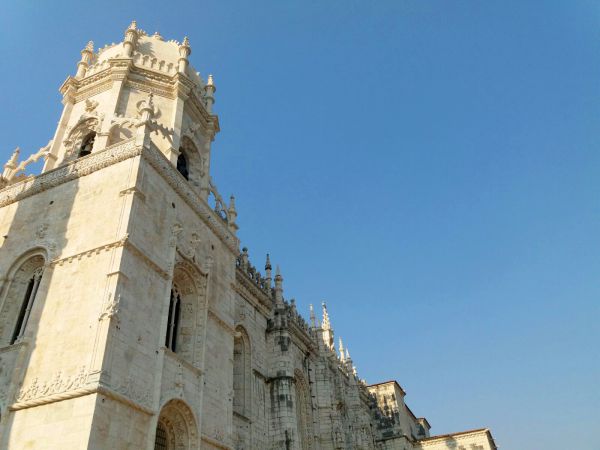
[99,294,120,321]
[84,99,99,112]
[15,366,88,402]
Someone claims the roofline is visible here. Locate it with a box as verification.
[367,380,406,395]
[418,428,496,449]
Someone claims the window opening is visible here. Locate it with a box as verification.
[176,152,189,180]
[165,288,181,352]
[11,267,43,344]
[79,132,96,157]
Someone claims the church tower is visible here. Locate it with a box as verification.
[0,22,239,449]
[0,20,499,450]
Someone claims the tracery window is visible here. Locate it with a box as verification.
[177,151,189,180]
[78,132,96,157]
[165,286,182,352]
[0,254,45,347]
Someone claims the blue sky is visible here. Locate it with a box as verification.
[1,1,599,448]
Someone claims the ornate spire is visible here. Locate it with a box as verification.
[76,41,94,78]
[5,147,20,169]
[178,36,191,74]
[139,93,155,122]
[339,338,345,361]
[322,302,331,330]
[241,247,249,270]
[309,304,316,328]
[264,254,272,295]
[227,195,238,232]
[123,20,138,57]
[205,75,216,113]
[274,265,283,306]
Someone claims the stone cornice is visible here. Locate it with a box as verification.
[207,308,236,336]
[288,320,317,353]
[201,434,233,450]
[141,143,239,253]
[0,139,140,209]
[232,273,273,317]
[0,139,239,254]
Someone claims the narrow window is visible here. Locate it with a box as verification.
[79,132,96,157]
[11,267,43,344]
[165,288,181,352]
[176,152,189,180]
[154,421,168,450]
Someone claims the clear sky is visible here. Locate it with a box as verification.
[1,1,599,449]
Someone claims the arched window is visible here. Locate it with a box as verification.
[233,326,251,417]
[165,286,182,352]
[0,254,45,347]
[79,132,96,157]
[295,371,314,450]
[177,151,189,180]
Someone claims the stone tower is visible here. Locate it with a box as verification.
[0,22,498,450]
[0,21,239,449]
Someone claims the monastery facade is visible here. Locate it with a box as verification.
[0,22,497,450]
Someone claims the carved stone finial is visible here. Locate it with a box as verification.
[339,337,345,361]
[204,75,216,113]
[274,265,283,305]
[5,147,20,169]
[124,20,139,57]
[309,304,316,327]
[322,302,331,330]
[76,41,94,78]
[227,195,238,233]
[265,253,272,271]
[241,247,249,270]
[207,74,215,87]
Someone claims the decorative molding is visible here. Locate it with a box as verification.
[51,235,128,266]
[232,275,272,317]
[0,139,238,254]
[111,375,152,410]
[125,239,170,279]
[97,384,153,415]
[207,308,236,336]
[14,366,88,403]
[119,186,146,202]
[0,139,140,208]
[201,433,233,450]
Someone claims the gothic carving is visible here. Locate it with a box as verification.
[15,366,88,403]
[157,399,199,450]
[98,294,120,321]
[63,116,102,161]
[111,375,152,410]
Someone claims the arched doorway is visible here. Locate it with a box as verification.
[153,399,199,450]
